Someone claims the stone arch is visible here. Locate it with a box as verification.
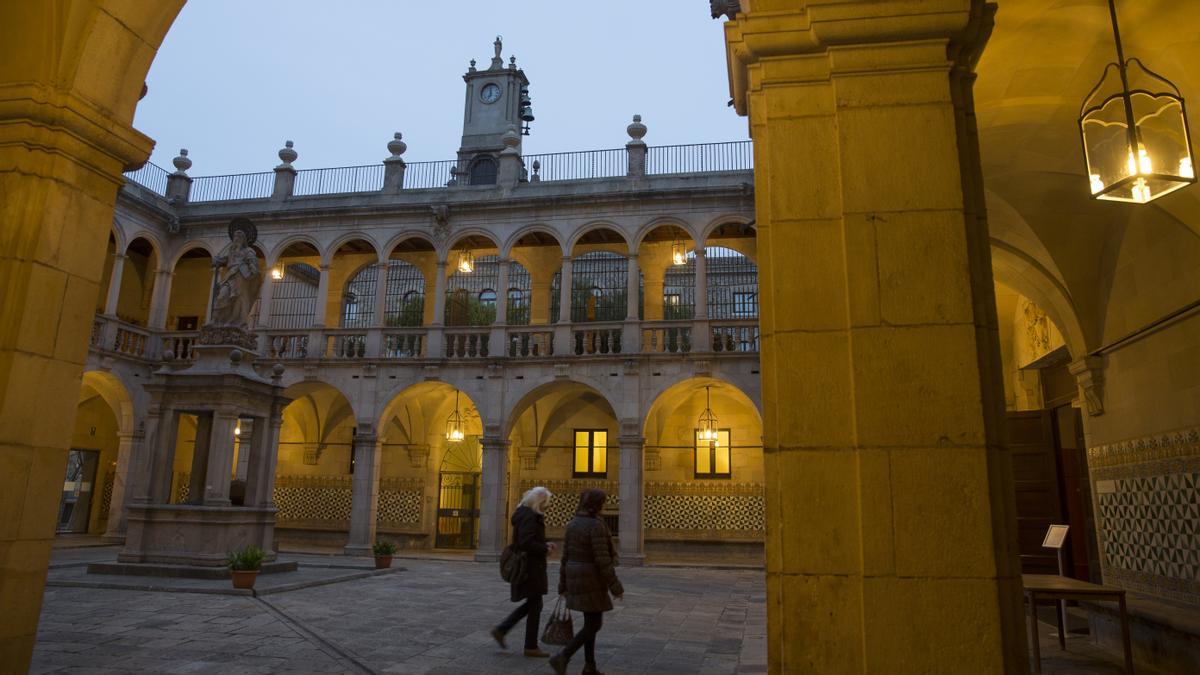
[323,234,380,266]
[502,378,622,439]
[699,214,755,247]
[442,230,501,262]
[110,217,130,254]
[81,370,137,434]
[990,241,1089,361]
[643,374,763,430]
[267,234,324,267]
[633,217,699,251]
[383,231,438,259]
[375,380,486,445]
[122,231,165,263]
[566,221,632,254]
[501,224,566,258]
[165,241,217,271]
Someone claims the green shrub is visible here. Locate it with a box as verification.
[227,545,265,571]
[373,539,398,556]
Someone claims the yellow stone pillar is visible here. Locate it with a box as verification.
[724,2,1024,672]
[0,2,182,668]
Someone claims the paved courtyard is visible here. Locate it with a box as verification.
[30,545,1143,674]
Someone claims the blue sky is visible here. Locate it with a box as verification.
[134,1,750,176]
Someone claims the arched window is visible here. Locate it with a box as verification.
[469,157,497,185]
[445,254,498,326]
[549,251,629,323]
[341,264,378,328]
[479,289,497,306]
[384,259,425,326]
[270,262,320,329]
[706,246,758,319]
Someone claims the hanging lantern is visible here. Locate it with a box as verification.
[271,266,284,281]
[457,247,475,274]
[446,390,466,442]
[671,237,687,266]
[234,420,241,437]
[697,385,720,444]
[1079,0,1195,203]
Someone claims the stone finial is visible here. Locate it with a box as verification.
[531,159,541,182]
[627,114,648,142]
[277,140,298,168]
[387,132,407,159]
[469,58,477,72]
[271,362,285,380]
[501,125,521,153]
[509,55,517,70]
[172,148,192,175]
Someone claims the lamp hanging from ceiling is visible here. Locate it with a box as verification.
[1079,0,1195,203]
[697,385,720,444]
[671,236,687,266]
[457,247,475,274]
[446,390,466,442]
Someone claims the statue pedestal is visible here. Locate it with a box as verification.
[117,333,290,576]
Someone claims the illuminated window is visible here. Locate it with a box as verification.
[694,428,731,479]
[573,429,608,478]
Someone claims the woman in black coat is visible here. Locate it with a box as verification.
[550,488,623,675]
[491,486,555,657]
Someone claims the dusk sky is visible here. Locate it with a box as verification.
[134,1,750,177]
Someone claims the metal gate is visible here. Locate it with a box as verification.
[435,471,480,549]
[57,449,99,534]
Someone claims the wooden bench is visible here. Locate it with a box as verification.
[1022,573,1133,673]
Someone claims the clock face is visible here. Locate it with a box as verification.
[480,83,501,104]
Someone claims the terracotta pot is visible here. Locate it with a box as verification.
[374,555,393,569]
[231,570,259,589]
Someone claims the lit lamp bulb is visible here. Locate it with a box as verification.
[234,422,241,437]
[457,250,474,274]
[447,426,465,442]
[671,240,687,266]
[271,266,284,281]
[1138,147,1153,174]
[1089,174,1105,195]
[1180,157,1194,179]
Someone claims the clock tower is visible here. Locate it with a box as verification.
[457,37,532,185]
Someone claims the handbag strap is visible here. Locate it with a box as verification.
[551,597,568,620]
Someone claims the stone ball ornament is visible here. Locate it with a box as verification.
[172,148,192,174]
[278,140,298,167]
[627,114,648,142]
[387,132,407,158]
[162,349,175,362]
[229,349,243,364]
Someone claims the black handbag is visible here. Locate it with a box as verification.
[499,543,527,584]
[542,597,574,645]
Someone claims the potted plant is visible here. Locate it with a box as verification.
[373,539,398,569]
[228,545,265,589]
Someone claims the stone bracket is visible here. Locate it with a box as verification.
[1069,356,1106,417]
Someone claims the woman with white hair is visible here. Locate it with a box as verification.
[491,486,556,657]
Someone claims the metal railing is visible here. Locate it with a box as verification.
[122,162,170,196]
[190,172,274,202]
[403,160,460,189]
[647,141,752,175]
[295,164,384,196]
[523,148,626,182]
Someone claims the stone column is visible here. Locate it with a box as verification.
[345,430,382,555]
[245,406,283,507]
[557,257,573,323]
[103,253,126,316]
[623,254,641,353]
[495,259,511,325]
[313,263,331,327]
[147,268,174,330]
[618,434,645,565]
[724,5,1022,672]
[187,414,213,505]
[367,261,390,356]
[256,272,274,329]
[475,436,510,562]
[427,260,448,357]
[692,247,710,352]
[202,413,238,506]
[102,429,142,541]
[143,409,178,505]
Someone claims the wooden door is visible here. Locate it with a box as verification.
[1006,410,1063,574]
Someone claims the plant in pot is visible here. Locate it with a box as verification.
[373,539,398,569]
[228,545,265,589]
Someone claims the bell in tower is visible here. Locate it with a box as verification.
[457,36,532,185]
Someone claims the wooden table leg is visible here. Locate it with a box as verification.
[1055,597,1066,650]
[1028,593,1042,674]
[1118,594,1133,674]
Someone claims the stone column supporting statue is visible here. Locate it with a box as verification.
[618,434,646,565]
[475,436,510,562]
[142,408,177,505]
[245,403,284,507]
[202,413,239,506]
[345,430,382,556]
[102,429,142,541]
[187,414,214,504]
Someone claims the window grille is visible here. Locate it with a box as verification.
[445,254,498,326]
[706,246,758,319]
[574,429,608,478]
[506,260,532,325]
[469,157,497,185]
[384,259,425,326]
[341,263,377,328]
[269,262,319,329]
[663,253,696,320]
[549,251,629,322]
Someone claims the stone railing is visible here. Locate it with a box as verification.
[641,321,692,354]
[573,323,624,355]
[90,316,761,365]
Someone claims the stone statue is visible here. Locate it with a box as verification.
[210,219,261,329]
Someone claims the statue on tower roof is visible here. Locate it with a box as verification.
[490,35,504,68]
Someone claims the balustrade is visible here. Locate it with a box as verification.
[641,322,692,354]
[445,330,490,358]
[506,329,553,358]
[266,332,310,359]
[573,323,623,356]
[91,319,104,347]
[112,321,150,358]
[711,321,760,353]
[162,332,200,361]
[325,332,368,359]
[383,332,424,358]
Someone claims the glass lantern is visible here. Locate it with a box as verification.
[671,238,687,266]
[1079,1,1195,203]
[697,386,720,444]
[446,391,466,441]
[457,248,474,274]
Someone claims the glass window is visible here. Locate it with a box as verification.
[573,429,608,478]
[694,428,732,479]
[479,289,496,307]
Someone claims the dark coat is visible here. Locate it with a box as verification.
[510,505,549,601]
[557,513,624,612]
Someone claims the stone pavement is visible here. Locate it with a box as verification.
[29,546,1143,674]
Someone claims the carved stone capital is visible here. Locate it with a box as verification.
[645,446,662,472]
[407,445,430,469]
[1069,356,1106,417]
[517,446,541,471]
